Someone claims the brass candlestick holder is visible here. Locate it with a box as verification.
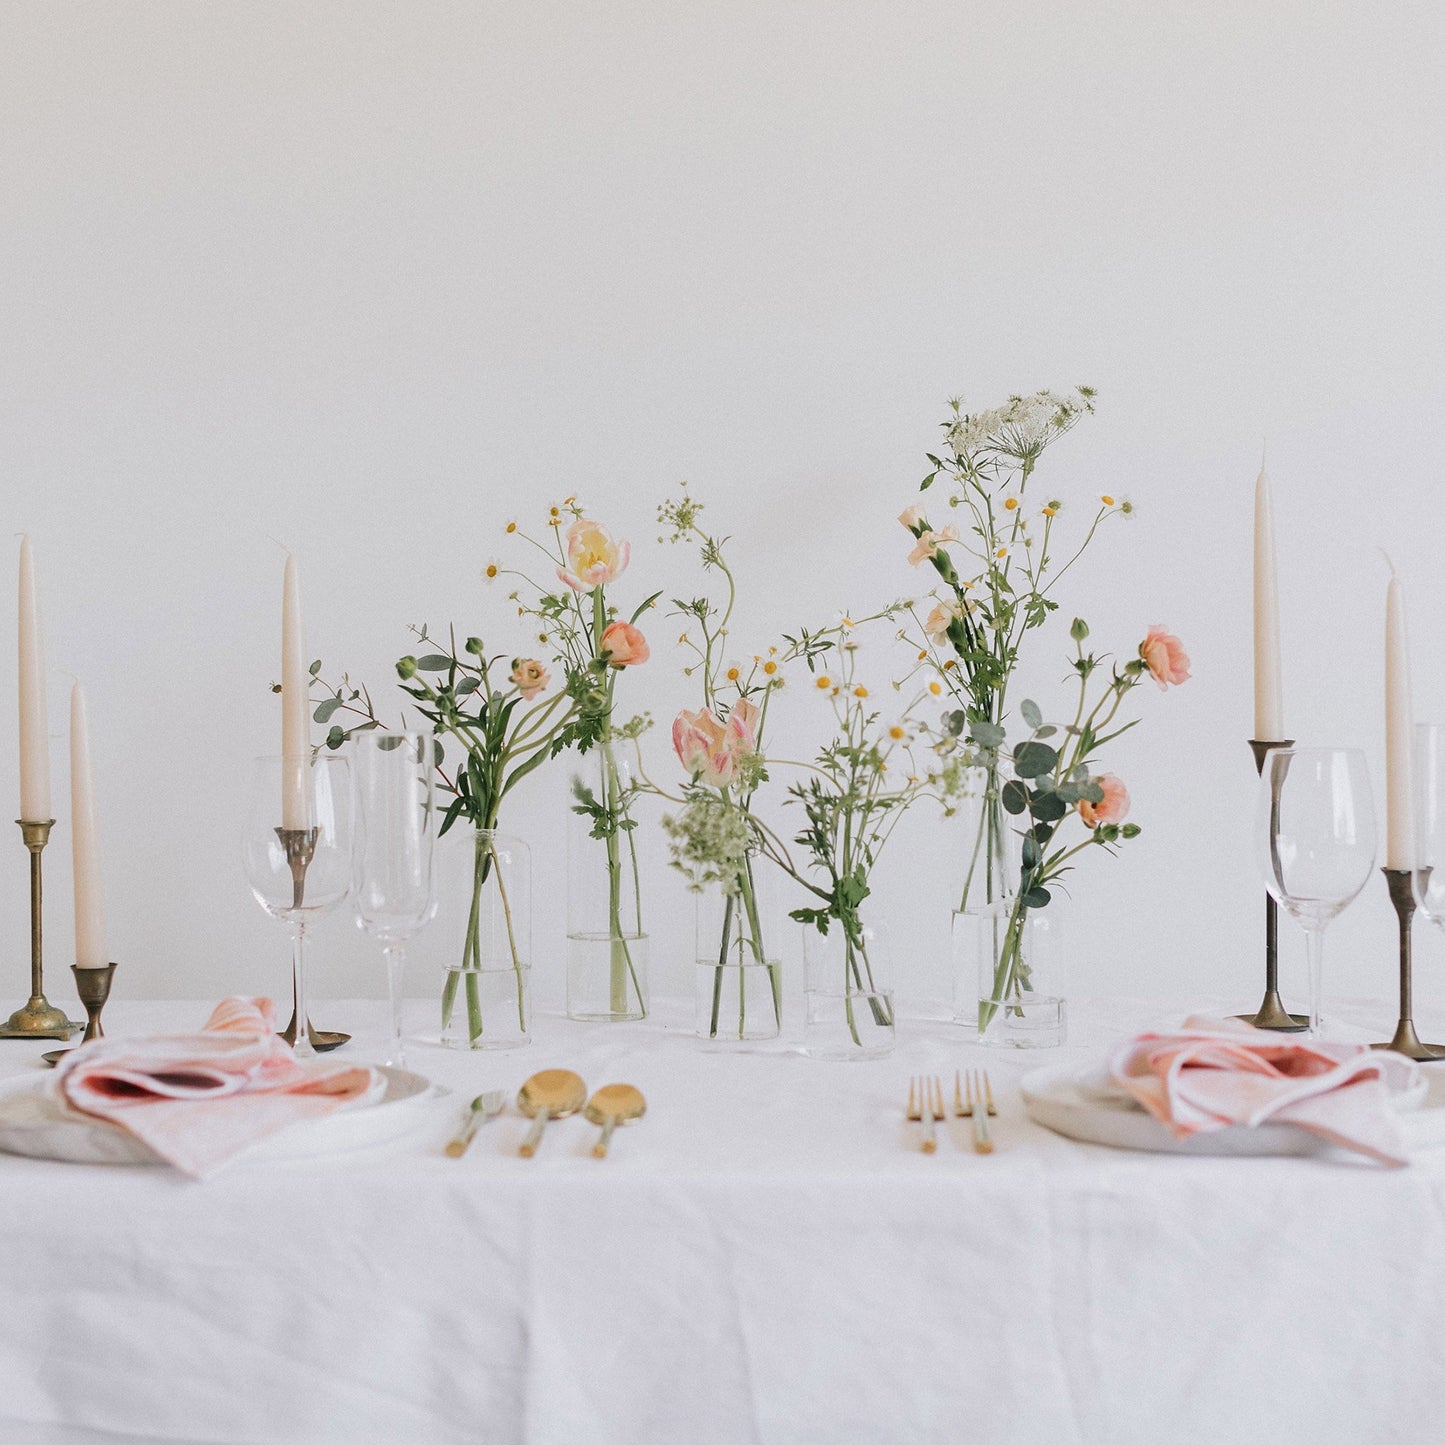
[0,819,81,1040]
[1237,739,1309,1032]
[275,825,348,1054]
[1372,868,1445,1061]
[42,962,117,1067]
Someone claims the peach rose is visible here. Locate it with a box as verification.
[1140,626,1190,691]
[600,620,649,667]
[672,698,759,787]
[898,504,926,530]
[908,525,959,567]
[1078,772,1130,828]
[557,519,630,593]
[510,658,550,700]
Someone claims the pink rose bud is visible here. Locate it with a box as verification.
[601,620,649,668]
[1078,773,1130,828]
[1140,626,1190,691]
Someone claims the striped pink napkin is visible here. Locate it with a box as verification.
[1109,1015,1422,1166]
[55,997,378,1177]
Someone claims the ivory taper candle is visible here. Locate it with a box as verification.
[1253,465,1284,740]
[17,535,51,822]
[70,683,108,967]
[280,555,311,830]
[1385,571,1414,869]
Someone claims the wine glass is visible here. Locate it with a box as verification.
[1413,724,1445,924]
[242,753,354,1059]
[351,733,438,1068]
[1255,747,1377,1037]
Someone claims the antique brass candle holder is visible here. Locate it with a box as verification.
[0,819,81,1040]
[42,962,117,1066]
[1237,740,1309,1032]
[275,825,349,1053]
[1372,867,1445,1062]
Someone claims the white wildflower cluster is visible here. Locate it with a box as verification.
[662,792,756,893]
[944,387,1096,463]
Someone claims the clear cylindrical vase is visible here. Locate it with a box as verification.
[957,901,1066,1048]
[436,827,531,1050]
[802,918,894,1060]
[695,861,782,1044]
[567,741,648,1021]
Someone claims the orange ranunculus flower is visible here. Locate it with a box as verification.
[600,620,649,668]
[1140,626,1190,691]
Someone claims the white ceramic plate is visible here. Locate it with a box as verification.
[1020,1060,1445,1157]
[0,1066,447,1168]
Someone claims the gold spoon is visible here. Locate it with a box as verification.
[584,1083,647,1159]
[516,1069,587,1157]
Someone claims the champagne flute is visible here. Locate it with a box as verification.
[242,753,355,1059]
[352,733,438,1068]
[1255,747,1377,1037]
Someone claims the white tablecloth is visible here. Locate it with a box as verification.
[2,996,1444,1445]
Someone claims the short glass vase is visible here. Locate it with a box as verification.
[436,827,531,1051]
[694,870,782,1045]
[802,918,894,1061]
[954,901,1066,1048]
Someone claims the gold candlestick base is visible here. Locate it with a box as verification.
[42,963,117,1066]
[0,819,81,1041]
[1235,740,1309,1032]
[1371,867,1445,1062]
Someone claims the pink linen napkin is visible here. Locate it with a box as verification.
[1109,1015,1422,1166]
[54,997,378,1178]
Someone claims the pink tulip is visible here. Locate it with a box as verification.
[556,519,630,593]
[672,700,759,787]
[600,620,649,668]
[510,658,550,700]
[1140,626,1190,691]
[1079,773,1130,829]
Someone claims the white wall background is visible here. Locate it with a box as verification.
[3,0,1444,1021]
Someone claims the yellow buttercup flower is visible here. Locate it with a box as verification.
[762,660,778,676]
[815,675,832,690]
[726,664,742,683]
[483,560,500,581]
[889,725,906,740]
[853,686,868,699]
[1003,497,1019,511]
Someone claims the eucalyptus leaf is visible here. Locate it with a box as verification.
[416,653,453,671]
[1001,779,1029,816]
[312,697,343,725]
[1013,741,1057,778]
[1020,698,1042,730]
[1022,887,1052,909]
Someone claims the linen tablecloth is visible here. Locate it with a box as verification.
[1,997,1443,1445]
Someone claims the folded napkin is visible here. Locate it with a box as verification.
[1108,1015,1423,1166]
[54,997,378,1178]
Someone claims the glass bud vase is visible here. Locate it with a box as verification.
[436,827,532,1050]
[957,900,1066,1048]
[802,917,894,1060]
[695,860,782,1045]
[567,741,648,1022]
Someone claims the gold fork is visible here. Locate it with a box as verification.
[907,1076,944,1153]
[955,1068,995,1154]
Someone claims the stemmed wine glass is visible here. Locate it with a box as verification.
[242,753,355,1060]
[351,733,438,1068]
[1255,747,1377,1037]
[1413,725,1445,924]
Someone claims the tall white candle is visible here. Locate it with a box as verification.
[70,683,108,968]
[1385,572,1414,869]
[17,535,51,822]
[281,555,311,830]
[1253,465,1284,740]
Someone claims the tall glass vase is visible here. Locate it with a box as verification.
[436,827,531,1050]
[961,898,1066,1047]
[567,741,648,1022]
[695,856,781,1044]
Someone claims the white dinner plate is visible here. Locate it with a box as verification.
[0,1065,447,1168]
[1020,1060,1445,1158]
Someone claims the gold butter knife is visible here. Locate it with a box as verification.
[445,1089,507,1157]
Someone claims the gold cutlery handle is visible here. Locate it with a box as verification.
[519,1112,548,1158]
[445,1109,485,1159]
[592,1115,617,1159]
[973,1103,993,1154]
[920,1107,937,1154]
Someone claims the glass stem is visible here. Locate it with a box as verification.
[1305,925,1325,1038]
[382,942,406,1068]
[291,919,315,1060]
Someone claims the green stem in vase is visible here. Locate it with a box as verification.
[709,891,733,1039]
